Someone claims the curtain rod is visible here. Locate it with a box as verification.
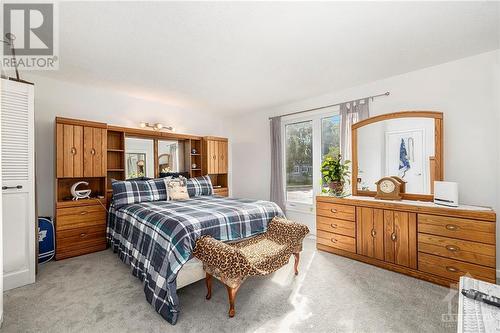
[268,91,390,120]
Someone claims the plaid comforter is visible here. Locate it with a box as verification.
[107,196,283,325]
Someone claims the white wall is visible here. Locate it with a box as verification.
[231,49,500,254]
[23,74,231,217]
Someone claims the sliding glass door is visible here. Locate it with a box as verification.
[285,121,313,204]
[283,110,340,212]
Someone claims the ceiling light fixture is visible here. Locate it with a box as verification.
[139,122,174,132]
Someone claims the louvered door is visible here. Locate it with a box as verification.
[1,79,36,290]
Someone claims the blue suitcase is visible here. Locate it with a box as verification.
[38,217,55,264]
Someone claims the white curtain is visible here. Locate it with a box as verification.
[340,98,370,162]
[270,117,285,211]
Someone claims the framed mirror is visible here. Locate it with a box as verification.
[352,111,443,201]
[125,137,155,179]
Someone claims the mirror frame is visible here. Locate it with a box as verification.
[351,111,443,201]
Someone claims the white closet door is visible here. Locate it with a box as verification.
[1,79,35,290]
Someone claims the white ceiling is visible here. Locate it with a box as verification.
[32,1,500,115]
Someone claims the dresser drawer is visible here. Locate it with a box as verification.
[418,233,495,268]
[317,230,356,253]
[317,202,355,221]
[418,252,495,283]
[317,216,355,237]
[56,204,106,230]
[418,214,495,244]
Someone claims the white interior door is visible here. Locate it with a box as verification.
[385,129,427,194]
[1,79,35,290]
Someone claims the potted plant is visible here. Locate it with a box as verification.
[321,153,350,196]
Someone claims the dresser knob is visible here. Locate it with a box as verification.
[80,233,87,238]
[330,223,337,229]
[391,232,397,241]
[331,238,337,244]
[330,209,338,214]
[371,229,376,237]
[445,224,459,231]
[445,266,459,273]
[445,245,459,252]
[80,211,88,215]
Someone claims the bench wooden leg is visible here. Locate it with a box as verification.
[205,273,212,300]
[293,253,300,275]
[225,284,240,318]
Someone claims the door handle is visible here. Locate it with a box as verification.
[391,232,397,241]
[2,185,23,190]
[71,147,77,155]
[91,148,96,155]
[371,229,376,237]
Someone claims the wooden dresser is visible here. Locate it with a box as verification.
[316,195,496,286]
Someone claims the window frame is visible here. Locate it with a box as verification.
[281,107,340,213]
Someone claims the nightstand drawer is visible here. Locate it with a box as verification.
[57,225,106,249]
[317,216,355,237]
[56,240,107,260]
[418,252,495,283]
[418,233,495,268]
[317,202,355,221]
[418,214,495,244]
[56,224,106,260]
[56,205,106,230]
[213,187,228,197]
[317,230,356,253]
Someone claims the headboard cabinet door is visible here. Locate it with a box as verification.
[57,124,84,178]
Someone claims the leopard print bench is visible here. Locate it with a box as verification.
[193,217,309,317]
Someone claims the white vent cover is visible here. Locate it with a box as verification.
[1,89,30,180]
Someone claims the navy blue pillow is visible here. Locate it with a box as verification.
[186,176,213,197]
[112,178,169,209]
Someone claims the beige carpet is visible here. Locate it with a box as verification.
[3,237,457,332]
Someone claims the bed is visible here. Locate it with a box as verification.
[107,195,283,325]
